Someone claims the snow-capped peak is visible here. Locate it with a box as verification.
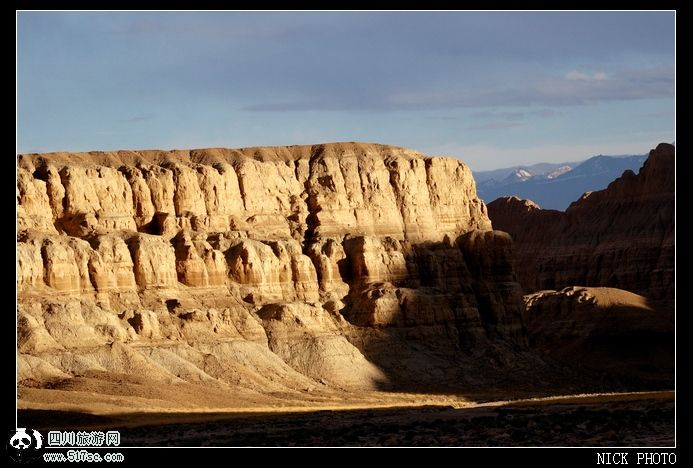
[505,168,533,182]
[546,165,572,179]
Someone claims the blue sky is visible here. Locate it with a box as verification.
[17,11,674,170]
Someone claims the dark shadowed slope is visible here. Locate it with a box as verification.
[487,143,674,301]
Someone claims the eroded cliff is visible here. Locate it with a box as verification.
[17,142,537,410]
[487,143,675,302]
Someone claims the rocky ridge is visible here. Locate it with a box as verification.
[487,143,674,302]
[17,142,534,407]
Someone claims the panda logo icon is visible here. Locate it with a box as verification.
[7,428,43,462]
[9,428,42,450]
[9,429,31,450]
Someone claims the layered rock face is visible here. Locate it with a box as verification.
[487,143,675,301]
[17,142,529,399]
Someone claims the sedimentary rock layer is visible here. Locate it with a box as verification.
[17,143,529,397]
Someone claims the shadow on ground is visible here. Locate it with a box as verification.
[19,392,674,447]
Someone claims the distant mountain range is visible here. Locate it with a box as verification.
[474,154,648,210]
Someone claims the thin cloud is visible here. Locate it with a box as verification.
[116,114,154,123]
[427,115,464,121]
[466,122,526,131]
[471,109,559,120]
[243,65,673,112]
[637,110,674,119]
[18,12,674,155]
[565,70,608,81]
[472,110,526,121]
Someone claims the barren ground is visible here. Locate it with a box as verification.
[19,390,674,447]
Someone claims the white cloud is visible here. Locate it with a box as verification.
[565,70,609,81]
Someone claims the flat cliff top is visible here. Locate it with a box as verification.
[17,141,455,169]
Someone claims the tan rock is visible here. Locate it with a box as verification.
[17,239,45,289]
[16,142,547,403]
[128,310,161,339]
[42,301,107,348]
[227,239,282,302]
[18,310,63,353]
[119,166,156,226]
[258,302,387,389]
[173,232,210,287]
[195,163,243,217]
[88,235,137,292]
[306,237,350,297]
[199,243,228,287]
[226,238,318,303]
[170,163,207,217]
[344,236,408,284]
[40,238,82,292]
[141,165,176,218]
[18,355,70,384]
[59,166,137,233]
[17,168,56,233]
[127,234,177,288]
[265,240,320,302]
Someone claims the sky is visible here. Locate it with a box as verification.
[17,11,675,171]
